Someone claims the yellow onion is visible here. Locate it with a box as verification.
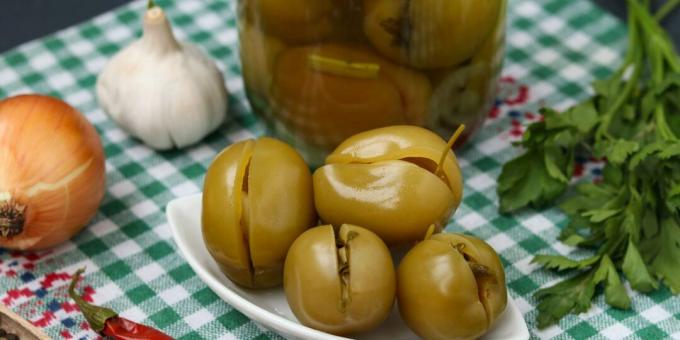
[0,95,106,250]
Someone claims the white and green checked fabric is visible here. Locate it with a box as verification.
[0,0,678,339]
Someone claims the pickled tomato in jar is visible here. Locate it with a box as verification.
[238,0,506,165]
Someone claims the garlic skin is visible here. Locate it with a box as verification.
[97,6,228,150]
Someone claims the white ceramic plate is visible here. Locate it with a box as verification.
[167,194,530,340]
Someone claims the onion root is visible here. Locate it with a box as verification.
[0,199,26,238]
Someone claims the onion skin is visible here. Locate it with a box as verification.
[0,95,106,250]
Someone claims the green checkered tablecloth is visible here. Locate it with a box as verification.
[0,0,678,339]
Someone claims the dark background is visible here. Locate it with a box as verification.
[0,0,132,52]
[0,0,678,53]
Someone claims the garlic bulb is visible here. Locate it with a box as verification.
[97,3,228,150]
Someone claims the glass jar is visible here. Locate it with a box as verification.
[238,0,506,165]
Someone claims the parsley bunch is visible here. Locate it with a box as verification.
[497,0,680,328]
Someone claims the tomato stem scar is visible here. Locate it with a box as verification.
[435,124,465,178]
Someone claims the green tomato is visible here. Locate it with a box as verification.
[363,0,503,69]
[241,0,337,43]
[313,126,463,246]
[202,138,316,289]
[397,232,507,340]
[284,224,396,335]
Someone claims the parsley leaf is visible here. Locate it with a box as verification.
[599,255,632,309]
[532,255,600,271]
[622,239,658,292]
[534,270,598,329]
[599,139,640,164]
[497,148,571,213]
[642,217,680,293]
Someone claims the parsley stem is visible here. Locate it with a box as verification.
[595,60,642,140]
[655,106,677,141]
[630,0,680,141]
[654,0,680,21]
[611,4,640,81]
[631,0,680,73]
[596,19,642,141]
[658,33,680,73]
[664,47,680,73]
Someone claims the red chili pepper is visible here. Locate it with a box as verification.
[69,268,173,340]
